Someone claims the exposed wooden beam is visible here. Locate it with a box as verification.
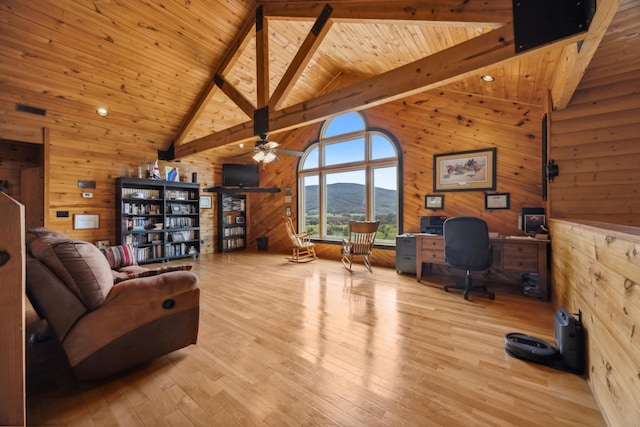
[175,24,587,159]
[269,4,334,111]
[214,74,256,118]
[176,23,570,159]
[261,0,513,25]
[173,6,257,146]
[550,0,621,110]
[256,6,269,108]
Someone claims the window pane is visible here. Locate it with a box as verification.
[373,167,398,241]
[323,112,365,138]
[301,146,319,170]
[371,133,396,160]
[324,138,364,166]
[326,170,366,238]
[302,175,319,236]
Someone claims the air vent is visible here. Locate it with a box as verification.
[15,103,47,116]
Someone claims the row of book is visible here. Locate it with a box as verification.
[221,238,244,250]
[166,243,198,257]
[122,232,163,246]
[223,226,245,237]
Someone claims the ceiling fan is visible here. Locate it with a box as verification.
[237,134,304,164]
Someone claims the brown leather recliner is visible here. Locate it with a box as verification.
[25,228,200,380]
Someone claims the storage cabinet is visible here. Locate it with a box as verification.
[218,193,246,252]
[116,177,200,263]
[395,234,416,274]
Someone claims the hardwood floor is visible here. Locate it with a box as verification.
[26,252,606,426]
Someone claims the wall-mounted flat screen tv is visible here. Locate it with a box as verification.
[222,163,260,187]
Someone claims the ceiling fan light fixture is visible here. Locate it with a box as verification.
[253,151,265,162]
[264,152,277,163]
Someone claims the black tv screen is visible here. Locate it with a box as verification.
[222,163,259,187]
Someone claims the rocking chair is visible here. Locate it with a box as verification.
[283,216,317,262]
[341,220,380,272]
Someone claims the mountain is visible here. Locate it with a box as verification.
[304,183,397,215]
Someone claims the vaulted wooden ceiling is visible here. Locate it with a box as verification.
[0,1,617,159]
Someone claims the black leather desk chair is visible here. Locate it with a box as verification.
[443,216,495,300]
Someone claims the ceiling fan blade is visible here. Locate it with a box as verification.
[276,148,304,156]
[231,150,255,158]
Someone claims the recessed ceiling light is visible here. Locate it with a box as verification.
[480,75,495,82]
[239,143,245,149]
[96,107,109,117]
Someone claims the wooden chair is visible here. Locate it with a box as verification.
[341,220,380,272]
[283,216,317,262]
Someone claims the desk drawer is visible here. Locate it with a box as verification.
[502,243,538,271]
[420,238,444,251]
[421,250,445,264]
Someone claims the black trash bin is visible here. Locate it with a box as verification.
[257,236,268,251]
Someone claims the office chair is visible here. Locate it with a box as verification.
[443,216,495,300]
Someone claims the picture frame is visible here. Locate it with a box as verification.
[171,204,181,213]
[433,148,497,192]
[171,233,184,242]
[425,194,444,210]
[485,192,510,210]
[199,195,212,209]
[165,166,179,182]
[74,214,99,229]
[235,216,245,224]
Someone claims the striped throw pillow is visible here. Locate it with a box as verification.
[100,244,138,269]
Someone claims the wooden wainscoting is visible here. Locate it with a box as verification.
[26,252,605,426]
[549,219,640,427]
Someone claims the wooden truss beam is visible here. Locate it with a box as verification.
[550,0,620,110]
[172,5,257,146]
[261,0,513,25]
[175,24,585,159]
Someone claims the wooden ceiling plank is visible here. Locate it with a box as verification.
[173,6,257,146]
[261,0,513,24]
[550,0,621,110]
[269,5,334,110]
[256,6,270,108]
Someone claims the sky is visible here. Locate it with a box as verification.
[300,112,398,190]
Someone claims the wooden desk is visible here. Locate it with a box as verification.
[415,234,550,300]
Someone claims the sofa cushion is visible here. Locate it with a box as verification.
[113,264,194,284]
[27,229,113,310]
[100,244,138,269]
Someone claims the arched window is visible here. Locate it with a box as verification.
[298,111,401,244]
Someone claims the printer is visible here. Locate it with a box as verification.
[420,216,447,235]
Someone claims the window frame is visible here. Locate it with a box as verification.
[297,113,402,246]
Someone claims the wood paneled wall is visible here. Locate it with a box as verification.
[549,219,640,427]
[549,1,640,227]
[252,88,544,266]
